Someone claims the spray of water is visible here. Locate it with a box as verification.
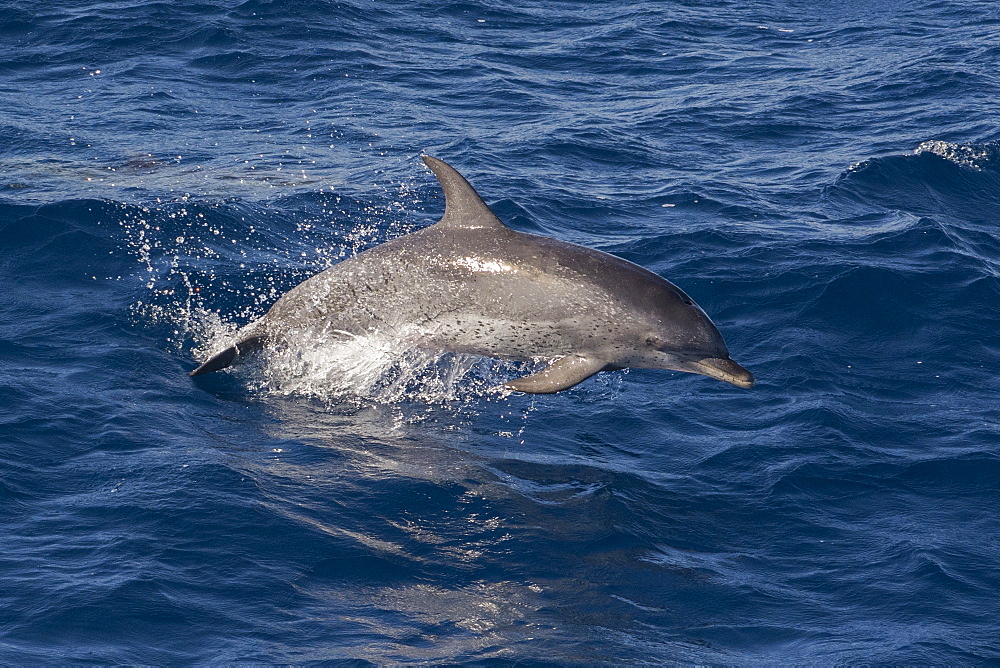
[109,168,540,406]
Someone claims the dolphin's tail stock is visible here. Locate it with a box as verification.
[189,336,267,377]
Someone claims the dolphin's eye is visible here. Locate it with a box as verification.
[646,336,665,348]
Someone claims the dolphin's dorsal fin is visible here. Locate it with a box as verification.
[422,155,508,230]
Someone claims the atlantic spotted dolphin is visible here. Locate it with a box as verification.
[190,156,754,393]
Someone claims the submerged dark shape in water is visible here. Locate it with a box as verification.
[190,156,753,392]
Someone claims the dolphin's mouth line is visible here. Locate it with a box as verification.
[689,358,755,389]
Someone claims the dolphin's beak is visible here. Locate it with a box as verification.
[690,357,755,389]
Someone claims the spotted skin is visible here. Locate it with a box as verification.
[190,156,753,393]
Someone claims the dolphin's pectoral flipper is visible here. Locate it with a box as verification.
[189,336,267,377]
[505,355,607,394]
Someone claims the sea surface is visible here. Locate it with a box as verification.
[2,0,999,663]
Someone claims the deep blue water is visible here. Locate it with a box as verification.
[3,0,1000,663]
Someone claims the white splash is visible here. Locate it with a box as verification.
[915,140,994,171]
[233,326,522,405]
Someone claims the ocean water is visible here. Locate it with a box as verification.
[2,0,999,663]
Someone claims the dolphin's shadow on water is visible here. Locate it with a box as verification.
[231,392,697,661]
[237,396,557,655]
